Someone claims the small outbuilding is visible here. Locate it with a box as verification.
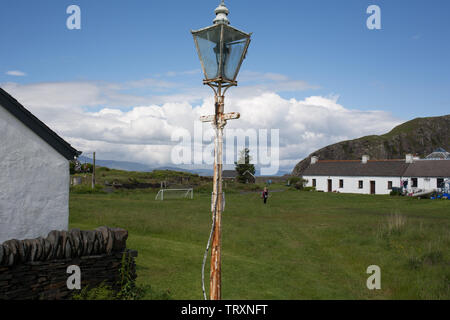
[0,88,80,243]
[222,169,256,183]
[223,170,238,181]
[241,170,256,184]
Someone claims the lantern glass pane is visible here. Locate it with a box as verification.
[193,24,250,82]
[222,28,249,80]
[193,26,222,80]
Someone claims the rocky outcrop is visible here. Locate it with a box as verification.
[292,115,450,176]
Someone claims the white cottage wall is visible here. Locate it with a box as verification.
[0,106,69,243]
[304,175,402,195]
[403,177,448,192]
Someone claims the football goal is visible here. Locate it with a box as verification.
[155,188,194,200]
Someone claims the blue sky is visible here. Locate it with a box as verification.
[1,0,449,172]
[1,0,449,117]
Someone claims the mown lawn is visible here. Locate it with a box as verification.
[69,189,450,299]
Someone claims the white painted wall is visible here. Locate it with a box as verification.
[0,106,69,243]
[402,177,449,192]
[303,175,402,195]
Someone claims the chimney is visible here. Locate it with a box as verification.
[362,155,370,164]
[405,154,414,163]
[311,156,318,165]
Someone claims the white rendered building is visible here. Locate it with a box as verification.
[302,153,450,195]
[0,88,80,243]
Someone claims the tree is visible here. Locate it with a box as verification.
[234,148,256,183]
[81,163,93,173]
[70,160,92,174]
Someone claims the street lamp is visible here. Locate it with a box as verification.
[191,1,251,300]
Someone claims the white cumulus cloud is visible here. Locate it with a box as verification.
[0,75,402,174]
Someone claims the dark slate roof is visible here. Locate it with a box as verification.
[0,87,81,160]
[302,160,410,177]
[403,160,450,177]
[243,170,255,178]
[223,170,237,178]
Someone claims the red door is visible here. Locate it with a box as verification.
[370,181,376,194]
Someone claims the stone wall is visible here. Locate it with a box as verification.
[0,227,137,300]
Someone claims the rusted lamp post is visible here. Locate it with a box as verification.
[191,1,251,300]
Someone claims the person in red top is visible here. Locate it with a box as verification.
[262,187,269,204]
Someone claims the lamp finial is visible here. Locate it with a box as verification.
[213,0,230,25]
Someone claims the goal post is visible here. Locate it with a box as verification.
[155,188,194,200]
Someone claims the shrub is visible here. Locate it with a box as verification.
[71,252,171,300]
[289,177,302,185]
[289,177,307,190]
[389,187,403,196]
[294,182,303,190]
[72,282,116,300]
[116,252,139,300]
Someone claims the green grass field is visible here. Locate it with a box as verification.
[69,187,450,300]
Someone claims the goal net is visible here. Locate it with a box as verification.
[155,188,194,200]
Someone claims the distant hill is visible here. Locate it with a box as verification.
[78,156,153,172]
[76,156,290,177]
[292,114,450,176]
[77,156,214,176]
[152,166,213,176]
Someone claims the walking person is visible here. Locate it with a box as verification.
[262,187,269,204]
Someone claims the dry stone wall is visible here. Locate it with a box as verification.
[0,227,137,300]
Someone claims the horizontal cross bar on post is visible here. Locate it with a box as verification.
[199,112,240,123]
[223,112,240,121]
[200,115,215,123]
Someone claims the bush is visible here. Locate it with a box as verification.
[72,252,172,300]
[72,282,116,300]
[294,182,303,190]
[390,187,403,196]
[290,177,307,190]
[289,177,302,185]
[302,187,316,192]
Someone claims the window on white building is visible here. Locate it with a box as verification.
[339,179,344,188]
[412,178,418,188]
[358,180,363,189]
[388,181,393,190]
[312,179,316,187]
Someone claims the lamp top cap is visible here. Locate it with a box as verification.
[213,0,230,25]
